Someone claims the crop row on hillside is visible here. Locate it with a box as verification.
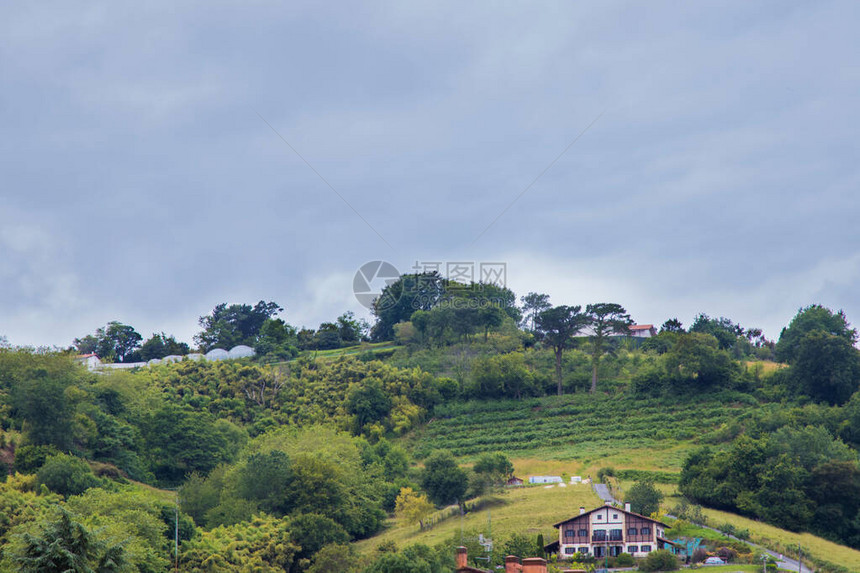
[410,392,758,459]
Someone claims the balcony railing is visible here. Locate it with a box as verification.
[591,533,623,542]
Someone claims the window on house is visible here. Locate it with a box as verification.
[628,527,638,536]
[610,546,622,557]
[628,546,638,553]
[578,529,588,537]
[578,547,589,554]
[640,527,651,536]
[564,530,574,538]
[613,514,618,519]
[564,547,575,555]
[641,545,651,553]
[593,530,606,541]
[609,529,623,541]
[594,547,605,558]
[597,515,603,520]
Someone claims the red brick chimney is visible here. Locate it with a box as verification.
[505,555,522,573]
[521,557,546,573]
[456,547,468,570]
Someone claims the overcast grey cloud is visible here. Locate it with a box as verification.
[1,1,859,347]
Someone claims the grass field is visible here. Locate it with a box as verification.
[269,342,403,364]
[356,482,602,551]
[694,566,773,572]
[305,342,401,358]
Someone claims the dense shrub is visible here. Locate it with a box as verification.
[36,454,99,497]
[638,549,679,571]
[13,445,60,474]
[596,466,615,483]
[180,515,299,572]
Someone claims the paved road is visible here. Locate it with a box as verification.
[594,483,615,503]
[590,482,813,572]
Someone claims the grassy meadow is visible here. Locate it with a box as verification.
[356,480,601,551]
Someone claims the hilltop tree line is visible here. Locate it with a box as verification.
[71,302,370,363]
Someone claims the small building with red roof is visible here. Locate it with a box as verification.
[628,324,657,338]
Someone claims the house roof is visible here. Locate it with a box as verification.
[552,504,669,528]
[75,353,98,359]
[629,324,655,331]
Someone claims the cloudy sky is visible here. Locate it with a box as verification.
[2,1,859,347]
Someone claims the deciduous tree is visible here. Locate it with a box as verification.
[195,301,282,352]
[74,321,143,363]
[139,332,190,361]
[790,331,860,405]
[420,451,467,509]
[472,452,514,490]
[625,481,664,516]
[394,487,434,529]
[776,304,858,363]
[372,273,444,341]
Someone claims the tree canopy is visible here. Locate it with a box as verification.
[420,450,468,508]
[194,300,283,352]
[625,480,664,516]
[776,304,858,363]
[371,273,444,341]
[790,331,860,405]
[74,321,143,363]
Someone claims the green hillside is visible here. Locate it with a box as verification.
[3,300,860,572]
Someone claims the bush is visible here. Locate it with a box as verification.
[596,466,616,483]
[671,499,708,525]
[716,546,738,562]
[638,549,679,571]
[13,444,60,473]
[37,453,100,496]
[615,552,635,566]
